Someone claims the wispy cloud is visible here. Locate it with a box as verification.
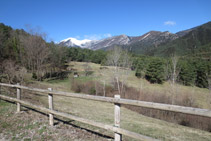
[84,33,112,40]
[74,35,80,39]
[164,21,176,26]
[103,33,112,38]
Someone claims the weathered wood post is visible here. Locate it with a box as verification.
[114,95,122,141]
[17,83,21,112]
[48,88,54,126]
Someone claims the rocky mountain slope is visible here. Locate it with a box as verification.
[148,21,211,56]
[59,21,210,57]
[123,31,179,54]
[59,31,181,51]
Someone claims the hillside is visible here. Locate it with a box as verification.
[146,21,211,57]
[122,31,178,54]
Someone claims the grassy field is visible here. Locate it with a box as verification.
[50,95,211,141]
[1,61,211,140]
[42,61,210,109]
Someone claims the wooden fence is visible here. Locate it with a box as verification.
[0,83,211,141]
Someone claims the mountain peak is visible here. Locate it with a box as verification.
[59,37,93,48]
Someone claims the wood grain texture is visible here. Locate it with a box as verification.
[48,88,54,126]
[16,83,21,112]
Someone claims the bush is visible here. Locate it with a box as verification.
[85,71,94,76]
[32,73,37,79]
[135,69,145,78]
[71,80,114,96]
[71,80,83,93]
[89,87,96,95]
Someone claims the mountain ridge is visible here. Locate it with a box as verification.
[59,30,180,50]
[59,21,211,57]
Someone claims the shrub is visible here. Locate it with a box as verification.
[32,73,37,79]
[71,80,114,96]
[85,71,94,76]
[89,87,96,95]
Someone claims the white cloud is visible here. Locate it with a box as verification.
[164,21,176,26]
[84,33,112,40]
[103,33,112,38]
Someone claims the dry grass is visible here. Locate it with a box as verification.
[67,62,210,109]
[35,93,211,141]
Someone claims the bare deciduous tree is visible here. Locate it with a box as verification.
[171,55,180,85]
[19,28,49,80]
[83,63,92,76]
[98,68,109,97]
[0,30,4,60]
[106,46,132,96]
[170,55,180,104]
[49,44,68,70]
[1,60,27,84]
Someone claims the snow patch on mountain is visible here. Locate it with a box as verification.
[141,33,150,40]
[59,37,93,48]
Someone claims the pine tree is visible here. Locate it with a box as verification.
[145,58,165,84]
[178,60,196,86]
[195,61,208,88]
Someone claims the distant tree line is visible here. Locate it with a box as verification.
[0,23,210,89]
[133,55,210,88]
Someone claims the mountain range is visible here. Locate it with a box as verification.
[59,21,211,57]
[59,31,180,50]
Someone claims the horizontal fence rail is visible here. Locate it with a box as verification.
[1,83,211,141]
[1,83,211,118]
[0,94,155,141]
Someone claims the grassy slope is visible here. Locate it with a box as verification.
[49,96,211,141]
[28,61,211,140]
[43,61,210,108]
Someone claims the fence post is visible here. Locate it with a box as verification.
[0,85,1,102]
[114,95,122,141]
[48,88,54,126]
[17,83,21,112]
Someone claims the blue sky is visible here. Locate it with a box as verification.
[0,0,210,42]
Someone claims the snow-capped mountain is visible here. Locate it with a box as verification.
[59,35,131,50]
[59,30,191,50]
[59,38,93,48]
[87,34,131,50]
